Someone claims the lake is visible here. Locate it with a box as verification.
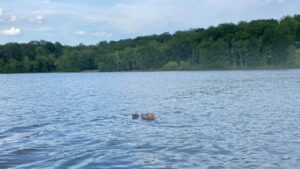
[0,70,300,169]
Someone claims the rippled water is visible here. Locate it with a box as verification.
[1,70,300,169]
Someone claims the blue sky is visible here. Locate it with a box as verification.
[0,0,299,45]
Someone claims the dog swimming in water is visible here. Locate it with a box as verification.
[132,113,156,121]
[132,113,139,120]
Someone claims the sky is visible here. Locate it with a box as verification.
[0,0,299,45]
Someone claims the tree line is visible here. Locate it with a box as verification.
[1,15,300,73]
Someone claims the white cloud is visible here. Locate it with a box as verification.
[30,15,44,24]
[9,15,17,22]
[73,30,86,37]
[0,15,17,23]
[90,31,112,37]
[0,8,3,17]
[0,27,22,36]
[74,30,112,38]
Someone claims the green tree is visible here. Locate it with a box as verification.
[162,61,180,70]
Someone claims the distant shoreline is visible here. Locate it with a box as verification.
[1,67,300,74]
[1,15,300,74]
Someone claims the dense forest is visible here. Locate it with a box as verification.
[1,15,300,73]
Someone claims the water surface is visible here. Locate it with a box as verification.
[1,70,300,169]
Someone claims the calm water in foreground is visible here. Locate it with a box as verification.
[0,70,300,169]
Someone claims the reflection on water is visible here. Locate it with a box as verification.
[1,70,300,169]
